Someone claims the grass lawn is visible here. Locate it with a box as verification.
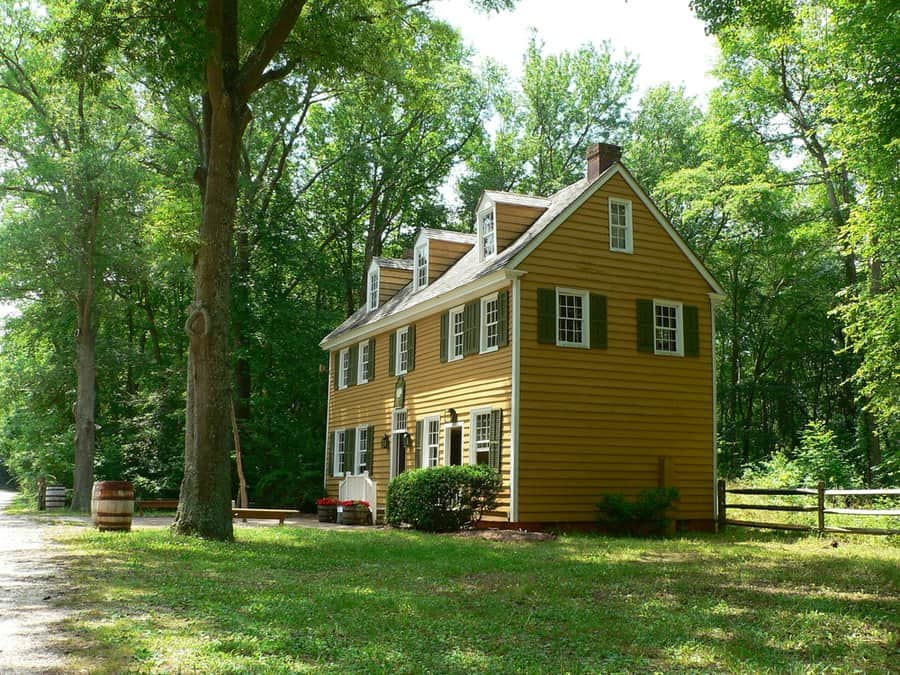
[57,525,899,674]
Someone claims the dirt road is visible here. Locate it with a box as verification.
[0,490,68,674]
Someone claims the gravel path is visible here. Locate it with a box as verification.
[0,490,69,674]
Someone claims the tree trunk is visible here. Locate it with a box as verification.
[71,299,97,511]
[173,94,246,540]
[71,195,99,512]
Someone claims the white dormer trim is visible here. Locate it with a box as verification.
[477,201,497,261]
[366,260,380,311]
[413,234,429,291]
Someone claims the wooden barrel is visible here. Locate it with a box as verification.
[91,481,134,532]
[45,485,66,510]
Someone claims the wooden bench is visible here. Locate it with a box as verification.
[136,499,179,516]
[232,508,299,525]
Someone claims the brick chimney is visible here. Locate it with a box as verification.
[586,142,622,181]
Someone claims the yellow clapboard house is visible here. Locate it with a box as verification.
[320,143,724,530]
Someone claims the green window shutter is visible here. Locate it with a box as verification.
[407,324,416,372]
[537,288,556,344]
[367,426,375,474]
[440,313,449,363]
[332,352,339,390]
[389,332,396,376]
[325,432,333,476]
[345,429,355,474]
[367,338,376,380]
[636,299,654,353]
[590,293,608,349]
[348,345,358,386]
[464,300,480,355]
[683,305,700,357]
[415,419,424,468]
[489,409,503,472]
[498,290,509,347]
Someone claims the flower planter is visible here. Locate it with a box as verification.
[317,504,337,523]
[340,507,370,526]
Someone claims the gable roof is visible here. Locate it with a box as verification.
[371,256,413,271]
[416,227,476,246]
[321,163,723,350]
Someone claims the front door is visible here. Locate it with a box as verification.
[393,433,407,475]
[448,426,462,466]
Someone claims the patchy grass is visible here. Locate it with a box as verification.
[57,525,899,673]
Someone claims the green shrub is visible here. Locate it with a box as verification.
[386,465,501,532]
[596,487,679,536]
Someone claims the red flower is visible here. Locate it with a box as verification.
[316,497,340,506]
[340,499,370,509]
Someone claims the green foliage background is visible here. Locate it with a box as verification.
[0,0,896,505]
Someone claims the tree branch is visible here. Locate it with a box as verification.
[236,0,307,100]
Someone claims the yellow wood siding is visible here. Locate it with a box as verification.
[517,173,715,523]
[379,267,412,303]
[496,203,545,253]
[327,290,513,518]
[428,239,472,284]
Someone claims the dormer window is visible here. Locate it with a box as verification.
[479,208,496,259]
[367,267,379,311]
[414,242,428,291]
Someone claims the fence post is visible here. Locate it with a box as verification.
[717,478,726,531]
[817,481,825,535]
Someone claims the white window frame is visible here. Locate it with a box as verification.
[396,326,409,375]
[414,242,429,291]
[448,305,464,362]
[653,300,684,357]
[478,206,496,260]
[367,267,380,311]
[333,429,346,476]
[355,425,369,474]
[555,288,590,349]
[338,347,351,389]
[469,408,492,466]
[422,415,440,468]
[357,340,369,385]
[608,197,633,253]
[480,292,499,354]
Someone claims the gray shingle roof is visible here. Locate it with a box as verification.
[372,256,413,270]
[418,228,477,245]
[320,175,596,348]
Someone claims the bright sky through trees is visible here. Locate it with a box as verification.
[433,0,719,102]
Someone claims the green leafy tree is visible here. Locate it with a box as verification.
[0,3,145,509]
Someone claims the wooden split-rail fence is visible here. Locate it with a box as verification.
[717,479,900,536]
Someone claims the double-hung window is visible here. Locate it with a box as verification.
[480,209,496,258]
[357,340,369,384]
[423,416,440,468]
[396,326,409,375]
[654,301,683,356]
[471,409,492,465]
[448,306,464,361]
[333,429,346,476]
[556,288,589,348]
[480,293,499,353]
[414,243,428,290]
[338,348,351,388]
[356,426,369,474]
[609,198,633,253]
[367,269,379,311]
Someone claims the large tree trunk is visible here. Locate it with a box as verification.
[71,299,97,511]
[173,95,246,540]
[71,197,99,512]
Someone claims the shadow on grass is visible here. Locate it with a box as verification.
[60,527,900,673]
